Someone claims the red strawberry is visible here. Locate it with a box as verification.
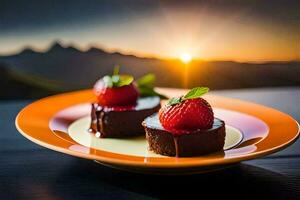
[159,98,214,133]
[94,79,139,107]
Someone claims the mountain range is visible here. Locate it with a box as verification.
[1,42,300,99]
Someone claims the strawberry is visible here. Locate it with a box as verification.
[94,70,139,106]
[159,87,214,133]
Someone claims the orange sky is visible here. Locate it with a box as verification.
[1,1,299,62]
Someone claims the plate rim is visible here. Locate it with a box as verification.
[15,88,300,169]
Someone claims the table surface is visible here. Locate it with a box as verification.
[1,87,300,200]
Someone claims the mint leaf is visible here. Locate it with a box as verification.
[113,65,120,75]
[102,75,113,87]
[114,75,134,87]
[183,87,209,100]
[167,97,182,105]
[166,87,210,106]
[136,73,167,99]
[138,86,167,99]
[111,75,120,83]
[137,73,155,87]
[102,73,133,88]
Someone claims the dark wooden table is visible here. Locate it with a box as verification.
[1,87,300,200]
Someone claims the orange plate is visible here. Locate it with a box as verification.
[16,88,299,174]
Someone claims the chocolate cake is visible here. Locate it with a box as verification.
[143,114,226,157]
[90,96,160,138]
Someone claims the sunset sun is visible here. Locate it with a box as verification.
[180,53,192,63]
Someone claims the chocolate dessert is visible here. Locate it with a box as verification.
[143,87,226,157]
[90,97,160,138]
[89,67,165,138]
[143,114,225,157]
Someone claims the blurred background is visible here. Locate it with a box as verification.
[1,0,299,99]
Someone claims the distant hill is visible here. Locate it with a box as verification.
[1,41,300,99]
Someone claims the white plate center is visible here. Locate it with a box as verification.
[68,117,243,158]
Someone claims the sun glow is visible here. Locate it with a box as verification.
[180,53,192,63]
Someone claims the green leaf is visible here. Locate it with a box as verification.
[113,65,120,75]
[111,75,120,83]
[114,75,134,87]
[136,73,167,99]
[102,74,133,88]
[136,73,155,87]
[183,87,209,100]
[165,87,210,106]
[167,97,182,105]
[102,75,113,87]
[138,86,168,99]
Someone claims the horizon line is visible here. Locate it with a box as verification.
[1,40,299,64]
